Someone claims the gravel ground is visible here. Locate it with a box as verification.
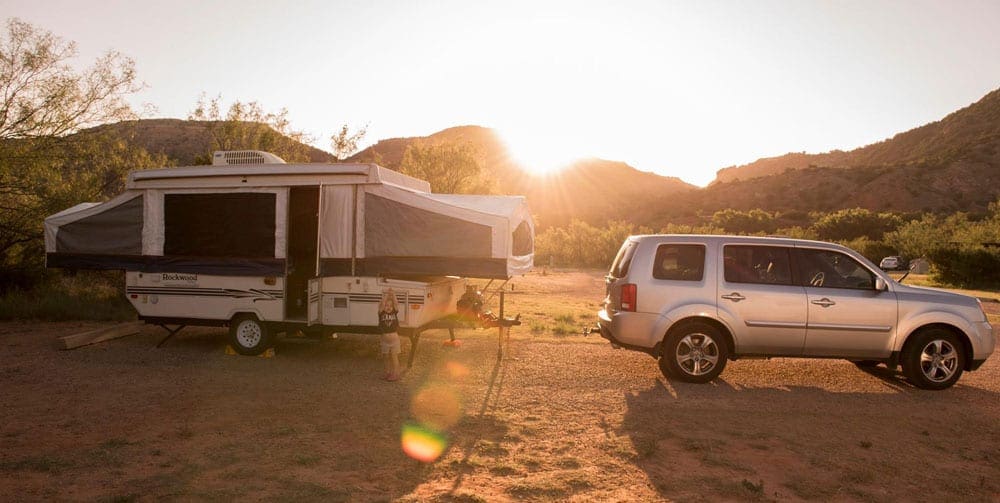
[0,314,997,501]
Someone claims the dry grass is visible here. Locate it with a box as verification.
[0,269,997,501]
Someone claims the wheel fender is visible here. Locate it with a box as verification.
[227,308,264,323]
[896,311,977,353]
[654,303,731,351]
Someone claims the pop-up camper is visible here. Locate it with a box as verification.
[45,151,534,354]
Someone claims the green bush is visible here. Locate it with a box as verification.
[927,246,1000,288]
[812,208,902,241]
[535,220,652,268]
[0,271,135,321]
[711,209,778,234]
[840,237,897,264]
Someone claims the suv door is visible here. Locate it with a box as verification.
[795,247,898,358]
[719,245,807,355]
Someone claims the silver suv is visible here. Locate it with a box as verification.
[597,235,995,390]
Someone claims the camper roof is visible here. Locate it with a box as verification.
[126,162,431,192]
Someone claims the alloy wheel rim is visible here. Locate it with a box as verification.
[236,320,262,348]
[675,333,719,376]
[919,339,958,383]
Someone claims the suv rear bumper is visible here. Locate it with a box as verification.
[598,309,660,358]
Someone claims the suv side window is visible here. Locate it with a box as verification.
[609,240,638,278]
[723,245,793,285]
[796,248,875,290]
[652,244,705,281]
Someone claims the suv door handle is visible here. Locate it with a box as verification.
[721,292,745,302]
[811,298,836,307]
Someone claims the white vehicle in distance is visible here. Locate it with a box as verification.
[597,235,995,390]
[880,256,907,271]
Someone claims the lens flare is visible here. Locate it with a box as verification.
[411,383,462,431]
[444,360,470,379]
[401,423,448,463]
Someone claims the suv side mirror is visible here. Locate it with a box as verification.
[874,277,888,292]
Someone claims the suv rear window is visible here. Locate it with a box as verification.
[609,240,638,278]
[653,244,706,281]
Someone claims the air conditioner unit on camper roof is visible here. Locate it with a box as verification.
[212,150,286,166]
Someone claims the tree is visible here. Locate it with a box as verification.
[0,18,139,140]
[0,18,158,289]
[535,220,653,268]
[710,208,778,234]
[399,141,495,194]
[330,123,367,161]
[811,208,902,241]
[187,94,321,164]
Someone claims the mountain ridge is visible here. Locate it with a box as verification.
[714,88,1000,183]
[74,84,1000,227]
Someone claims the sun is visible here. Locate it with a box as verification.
[498,128,582,176]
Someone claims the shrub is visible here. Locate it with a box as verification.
[0,271,135,321]
[711,209,778,234]
[812,208,902,241]
[535,220,651,268]
[840,237,897,264]
[927,246,1000,288]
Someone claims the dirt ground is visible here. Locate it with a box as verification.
[1,270,998,502]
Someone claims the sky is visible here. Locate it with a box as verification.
[4,0,1000,186]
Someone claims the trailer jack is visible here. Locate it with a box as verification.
[403,290,521,367]
[154,324,186,347]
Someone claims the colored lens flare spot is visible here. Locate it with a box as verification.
[401,423,448,463]
[411,383,462,431]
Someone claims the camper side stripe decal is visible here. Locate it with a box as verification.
[320,293,425,305]
[126,287,283,301]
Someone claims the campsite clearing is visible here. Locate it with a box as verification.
[1,269,998,501]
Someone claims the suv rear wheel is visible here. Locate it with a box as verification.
[659,322,728,383]
[901,328,965,390]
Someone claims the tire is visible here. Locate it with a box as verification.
[659,322,729,383]
[901,328,965,390]
[852,360,881,368]
[228,314,273,356]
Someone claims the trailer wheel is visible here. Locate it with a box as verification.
[228,314,273,355]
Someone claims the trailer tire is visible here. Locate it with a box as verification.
[228,314,273,355]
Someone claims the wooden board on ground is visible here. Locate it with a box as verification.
[60,321,144,350]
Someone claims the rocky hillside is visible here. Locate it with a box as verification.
[79,85,1000,227]
[715,88,1000,183]
[660,159,1000,225]
[92,119,335,165]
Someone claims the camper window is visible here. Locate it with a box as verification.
[512,221,532,256]
[164,193,276,258]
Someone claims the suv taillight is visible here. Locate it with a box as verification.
[620,283,637,312]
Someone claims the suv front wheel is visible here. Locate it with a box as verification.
[901,328,965,390]
[659,322,729,383]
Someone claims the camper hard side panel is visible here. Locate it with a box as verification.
[313,276,466,329]
[127,271,464,330]
[126,271,285,323]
